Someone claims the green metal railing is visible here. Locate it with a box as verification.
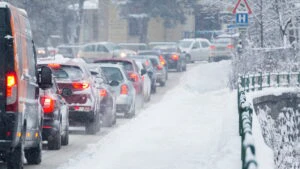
[237,72,299,169]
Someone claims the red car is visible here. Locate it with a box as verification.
[94,58,144,96]
[38,58,101,134]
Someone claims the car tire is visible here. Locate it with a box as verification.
[7,144,23,169]
[176,64,182,72]
[102,108,114,127]
[61,129,69,146]
[183,65,187,71]
[125,102,135,119]
[151,84,157,94]
[186,55,191,63]
[160,81,166,87]
[85,112,101,135]
[48,125,62,150]
[25,142,42,164]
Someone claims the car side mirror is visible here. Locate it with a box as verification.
[141,69,147,76]
[109,80,119,86]
[37,66,53,90]
[147,71,153,77]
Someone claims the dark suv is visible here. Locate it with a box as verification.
[39,77,69,150]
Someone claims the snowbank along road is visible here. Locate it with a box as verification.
[21,61,240,169]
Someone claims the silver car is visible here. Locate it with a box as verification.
[99,64,137,118]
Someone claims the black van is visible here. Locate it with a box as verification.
[0,2,53,168]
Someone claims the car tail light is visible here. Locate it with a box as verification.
[72,82,90,90]
[120,84,128,95]
[210,45,216,50]
[40,96,56,113]
[157,65,163,70]
[159,55,166,65]
[48,63,61,69]
[171,54,179,61]
[6,72,18,111]
[129,73,139,82]
[227,44,234,49]
[99,89,107,97]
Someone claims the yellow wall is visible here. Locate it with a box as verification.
[80,0,195,43]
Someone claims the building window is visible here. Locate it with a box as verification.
[128,18,140,36]
[93,13,99,40]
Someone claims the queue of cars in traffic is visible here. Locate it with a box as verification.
[0,2,237,169]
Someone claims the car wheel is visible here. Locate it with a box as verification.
[102,107,115,127]
[25,142,42,164]
[48,126,61,150]
[7,144,23,169]
[61,128,69,146]
[186,55,191,63]
[176,63,182,72]
[125,102,135,119]
[85,111,101,135]
[160,80,166,87]
[151,84,157,94]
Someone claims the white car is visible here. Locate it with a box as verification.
[99,64,137,118]
[77,42,136,63]
[178,38,212,63]
[135,60,152,102]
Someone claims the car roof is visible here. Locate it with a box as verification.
[83,42,115,46]
[94,58,135,63]
[98,63,125,69]
[119,43,147,46]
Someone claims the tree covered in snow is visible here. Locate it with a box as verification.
[119,0,197,42]
[7,0,86,46]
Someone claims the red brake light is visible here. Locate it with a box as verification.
[99,89,107,97]
[157,65,163,70]
[171,54,179,61]
[159,55,166,65]
[6,72,17,97]
[129,73,139,82]
[210,45,216,50]
[227,44,234,49]
[40,96,55,113]
[72,82,90,90]
[47,63,61,69]
[120,84,128,95]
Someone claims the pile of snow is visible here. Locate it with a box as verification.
[58,61,241,169]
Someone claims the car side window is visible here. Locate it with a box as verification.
[201,41,210,48]
[83,45,95,52]
[97,45,109,53]
[192,42,200,49]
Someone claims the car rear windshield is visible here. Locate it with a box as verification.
[58,48,74,58]
[149,58,159,66]
[96,60,134,71]
[214,38,231,44]
[101,67,124,82]
[52,65,84,80]
[179,40,193,48]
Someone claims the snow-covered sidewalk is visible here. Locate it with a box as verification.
[59,61,241,169]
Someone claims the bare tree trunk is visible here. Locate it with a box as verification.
[260,0,264,48]
[75,0,85,43]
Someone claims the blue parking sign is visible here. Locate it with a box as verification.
[236,13,248,26]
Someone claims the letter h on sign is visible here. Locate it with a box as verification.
[236,13,248,26]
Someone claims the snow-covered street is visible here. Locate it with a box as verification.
[58,61,241,169]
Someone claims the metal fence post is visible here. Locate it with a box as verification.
[252,76,255,91]
[268,73,271,87]
[277,73,280,87]
[259,72,263,90]
[287,73,290,86]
